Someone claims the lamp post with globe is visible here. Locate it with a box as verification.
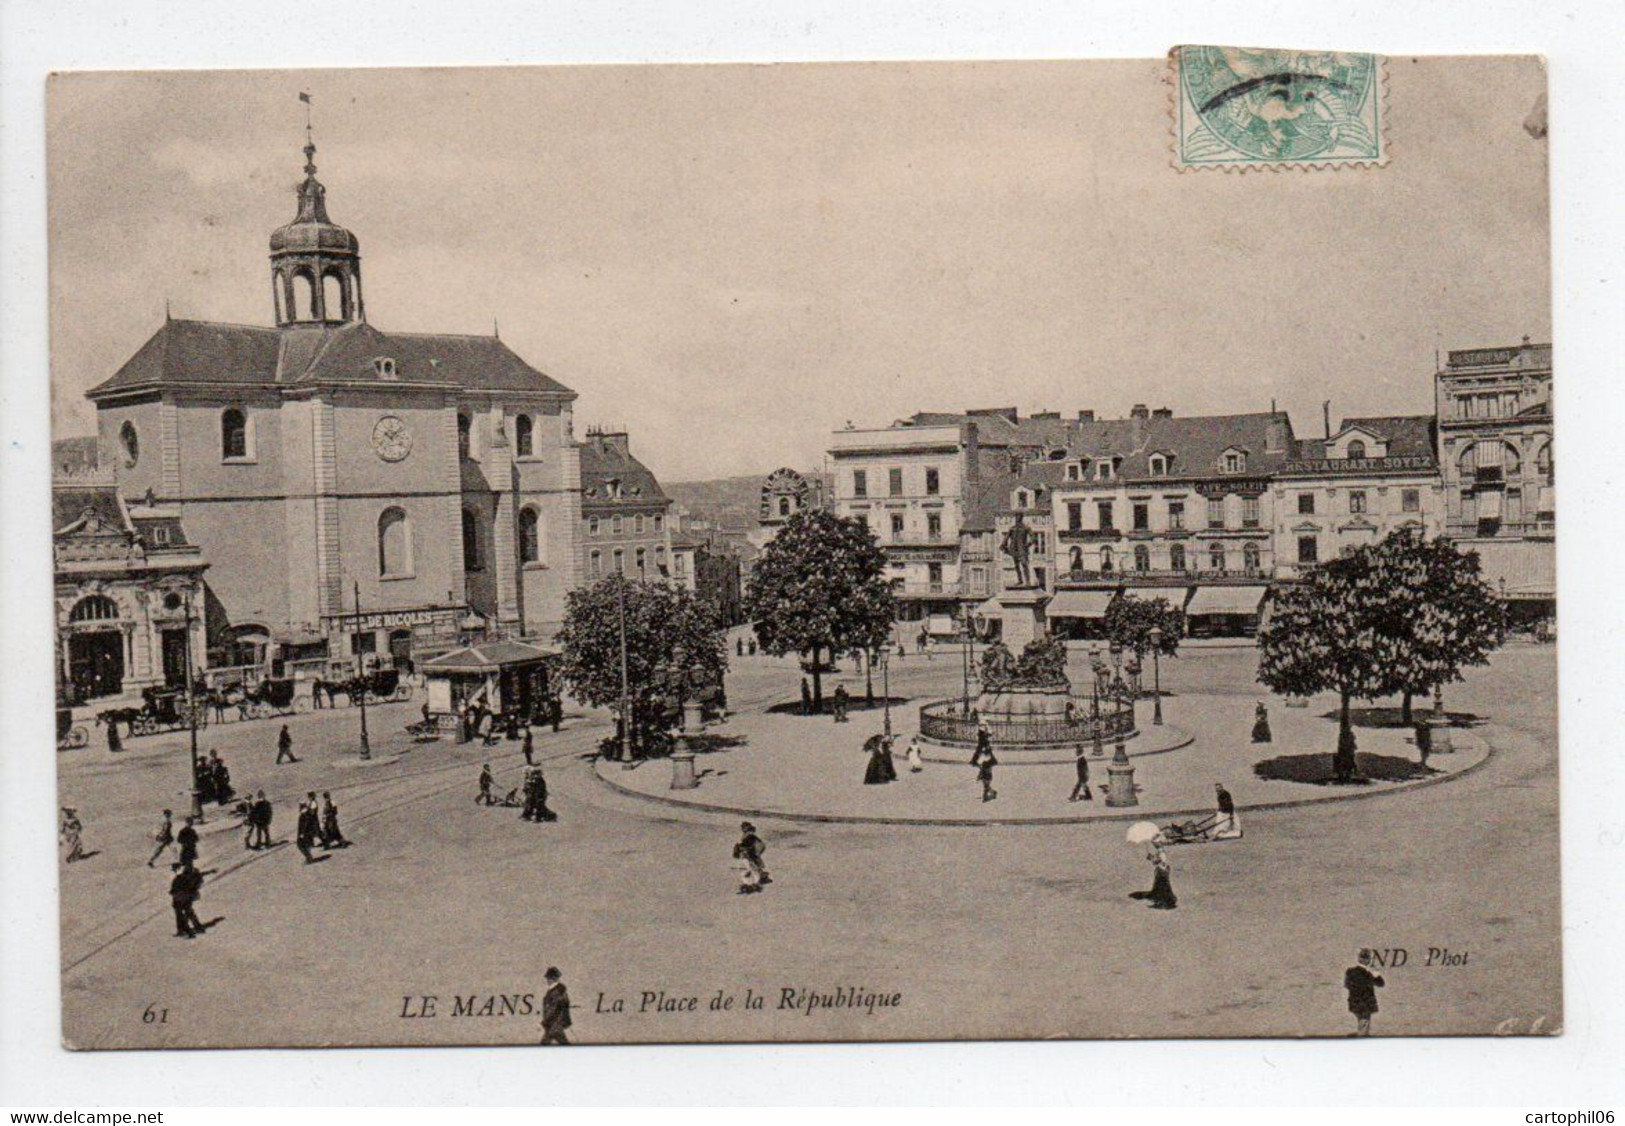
[1148,625,1164,727]
[1105,640,1138,807]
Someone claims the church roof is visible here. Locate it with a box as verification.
[86,318,576,400]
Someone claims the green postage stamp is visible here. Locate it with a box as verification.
[1172,45,1387,170]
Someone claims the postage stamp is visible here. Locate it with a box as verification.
[1171,45,1387,170]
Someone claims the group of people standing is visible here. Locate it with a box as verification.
[295,791,347,861]
[193,751,235,805]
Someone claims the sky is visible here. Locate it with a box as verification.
[47,57,1550,481]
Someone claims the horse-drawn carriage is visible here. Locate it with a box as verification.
[315,666,412,708]
[56,706,88,751]
[99,686,209,738]
[239,676,307,719]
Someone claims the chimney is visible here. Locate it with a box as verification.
[1031,410,1060,421]
[1077,409,1095,422]
[1266,415,1290,454]
[961,420,981,491]
[1130,403,1150,446]
[1152,407,1173,420]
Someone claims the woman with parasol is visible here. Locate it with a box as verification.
[1126,822,1178,909]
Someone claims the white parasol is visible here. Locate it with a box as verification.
[1125,821,1162,845]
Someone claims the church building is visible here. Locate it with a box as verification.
[84,130,582,673]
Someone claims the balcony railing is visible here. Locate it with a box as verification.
[1061,566,1265,584]
[1058,528,1122,542]
[918,697,1137,749]
[892,580,952,597]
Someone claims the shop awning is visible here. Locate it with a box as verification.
[1186,585,1269,617]
[1122,586,1192,610]
[1466,539,1555,600]
[1047,589,1115,618]
[972,596,1002,620]
[421,640,558,674]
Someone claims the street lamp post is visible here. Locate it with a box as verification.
[353,580,371,760]
[1148,626,1164,726]
[881,645,892,739]
[182,595,204,822]
[1089,646,1104,757]
[616,575,634,765]
[1105,640,1138,806]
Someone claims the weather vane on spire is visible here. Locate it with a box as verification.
[299,91,317,176]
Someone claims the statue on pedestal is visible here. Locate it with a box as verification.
[1000,513,1036,589]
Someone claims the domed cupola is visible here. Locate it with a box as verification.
[269,121,364,326]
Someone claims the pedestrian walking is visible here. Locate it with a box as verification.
[147,809,175,867]
[275,723,298,764]
[1343,950,1386,1036]
[879,734,898,782]
[320,792,347,848]
[1069,751,1093,802]
[863,735,892,785]
[737,821,770,885]
[736,637,745,658]
[176,815,200,868]
[60,807,88,863]
[196,759,217,805]
[1129,843,1178,910]
[1414,720,1433,767]
[250,790,273,850]
[106,719,123,754]
[294,802,317,863]
[905,735,924,773]
[540,967,572,1045]
[972,741,998,802]
[211,752,235,805]
[1251,701,1273,744]
[833,684,850,723]
[748,639,757,657]
[531,766,557,822]
[478,763,495,805]
[169,860,205,938]
[522,727,534,765]
[800,677,812,716]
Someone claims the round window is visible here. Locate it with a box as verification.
[163,592,183,611]
[121,421,139,467]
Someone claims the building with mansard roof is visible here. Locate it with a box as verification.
[576,428,674,586]
[1271,414,1443,582]
[81,129,582,676]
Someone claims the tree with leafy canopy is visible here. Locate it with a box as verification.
[1105,593,1185,662]
[1365,528,1508,722]
[1256,547,1395,783]
[744,509,895,712]
[556,575,729,756]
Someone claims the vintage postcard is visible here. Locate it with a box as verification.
[48,54,1555,1049]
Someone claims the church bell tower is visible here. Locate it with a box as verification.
[269,116,364,326]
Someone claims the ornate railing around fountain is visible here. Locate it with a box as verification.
[917,697,1137,749]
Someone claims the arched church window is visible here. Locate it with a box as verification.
[69,595,120,622]
[461,507,482,571]
[378,507,413,577]
[120,421,139,467]
[515,414,534,458]
[1537,441,1553,485]
[519,506,541,565]
[221,409,248,460]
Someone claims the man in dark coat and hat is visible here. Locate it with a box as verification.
[540,967,572,1045]
[1344,949,1387,1036]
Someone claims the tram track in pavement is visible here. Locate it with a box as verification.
[61,667,822,974]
